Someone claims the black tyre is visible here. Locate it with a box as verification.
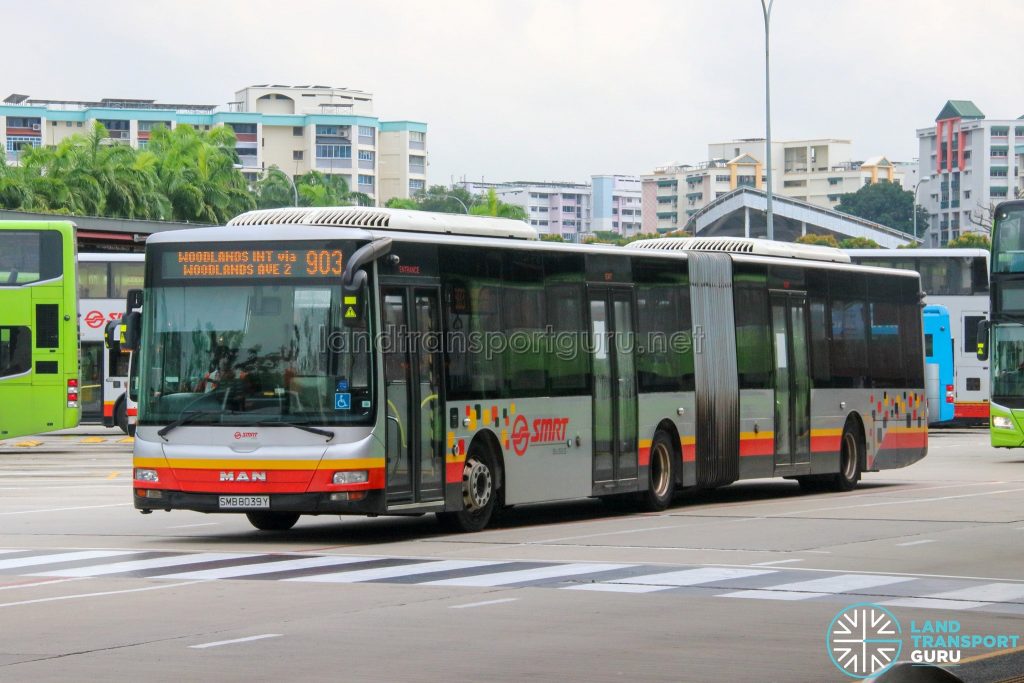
[437,448,498,532]
[114,396,129,435]
[824,421,862,492]
[637,429,676,512]
[246,512,300,531]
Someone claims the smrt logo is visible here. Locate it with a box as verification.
[233,431,258,440]
[511,415,530,456]
[84,310,107,328]
[510,415,570,457]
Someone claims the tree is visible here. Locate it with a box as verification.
[416,185,475,214]
[539,233,566,242]
[468,188,528,220]
[946,232,991,249]
[838,237,881,249]
[295,171,370,207]
[254,167,296,209]
[384,197,419,210]
[835,181,925,235]
[795,233,840,248]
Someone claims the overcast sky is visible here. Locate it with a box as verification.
[13,1,1024,185]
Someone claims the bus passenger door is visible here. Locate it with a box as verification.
[589,287,638,491]
[771,293,811,470]
[80,341,103,422]
[382,285,444,506]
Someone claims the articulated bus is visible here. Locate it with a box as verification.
[846,249,989,424]
[78,253,144,432]
[923,305,954,424]
[129,208,927,532]
[984,200,1024,445]
[0,221,80,439]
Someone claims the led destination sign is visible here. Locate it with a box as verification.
[162,248,344,279]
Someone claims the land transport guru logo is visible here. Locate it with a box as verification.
[827,603,902,679]
[827,603,1021,678]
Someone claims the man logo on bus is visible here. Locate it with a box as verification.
[511,415,530,456]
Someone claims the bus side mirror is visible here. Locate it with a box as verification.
[977,320,989,361]
[123,311,142,353]
[126,288,143,312]
[103,319,122,352]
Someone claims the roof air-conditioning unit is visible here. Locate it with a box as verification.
[31,123,40,131]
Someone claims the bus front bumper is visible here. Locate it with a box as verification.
[133,489,386,515]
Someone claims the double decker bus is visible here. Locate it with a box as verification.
[78,253,144,432]
[983,200,1024,445]
[129,208,927,532]
[0,221,80,439]
[845,249,989,423]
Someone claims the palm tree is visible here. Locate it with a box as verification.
[255,167,296,209]
[296,171,370,207]
[469,188,528,220]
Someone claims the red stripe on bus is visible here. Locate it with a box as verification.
[446,461,464,484]
[137,467,386,494]
[739,437,773,457]
[126,407,137,417]
[954,402,988,419]
[879,431,928,450]
[103,402,114,418]
[638,445,650,467]
[810,435,842,453]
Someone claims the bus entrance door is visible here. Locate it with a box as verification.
[381,286,444,507]
[588,287,638,492]
[770,293,811,472]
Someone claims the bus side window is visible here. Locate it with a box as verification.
[0,326,31,377]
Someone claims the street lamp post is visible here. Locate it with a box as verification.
[761,0,774,241]
[287,173,298,207]
[437,193,469,214]
[913,175,931,240]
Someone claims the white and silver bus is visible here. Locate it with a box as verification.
[845,249,989,423]
[78,253,144,432]
[129,208,927,532]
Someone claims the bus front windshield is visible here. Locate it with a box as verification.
[993,204,1024,274]
[139,282,373,427]
[991,324,1024,406]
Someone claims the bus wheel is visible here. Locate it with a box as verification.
[825,423,862,492]
[638,430,676,512]
[245,512,300,531]
[438,449,497,532]
[114,397,129,435]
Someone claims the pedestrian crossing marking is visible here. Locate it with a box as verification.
[0,547,1018,616]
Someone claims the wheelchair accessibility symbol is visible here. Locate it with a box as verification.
[334,393,351,410]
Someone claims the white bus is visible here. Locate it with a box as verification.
[845,248,989,424]
[78,253,144,432]
[128,208,927,532]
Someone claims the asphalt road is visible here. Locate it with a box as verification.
[0,427,1021,682]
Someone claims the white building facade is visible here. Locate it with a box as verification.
[1,85,428,206]
[916,100,1022,246]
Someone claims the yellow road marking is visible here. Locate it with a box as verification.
[106,472,120,480]
[14,440,43,448]
[117,437,134,444]
[80,437,106,444]
[958,643,1024,665]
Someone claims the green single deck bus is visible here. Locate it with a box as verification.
[0,221,80,439]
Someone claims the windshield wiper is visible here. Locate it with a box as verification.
[157,409,222,440]
[252,420,335,442]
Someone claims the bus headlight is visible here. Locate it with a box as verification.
[333,470,368,485]
[134,468,159,482]
[992,416,1015,430]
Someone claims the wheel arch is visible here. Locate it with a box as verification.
[655,418,683,485]
[843,411,867,469]
[468,430,506,504]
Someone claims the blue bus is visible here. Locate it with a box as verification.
[924,305,954,425]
